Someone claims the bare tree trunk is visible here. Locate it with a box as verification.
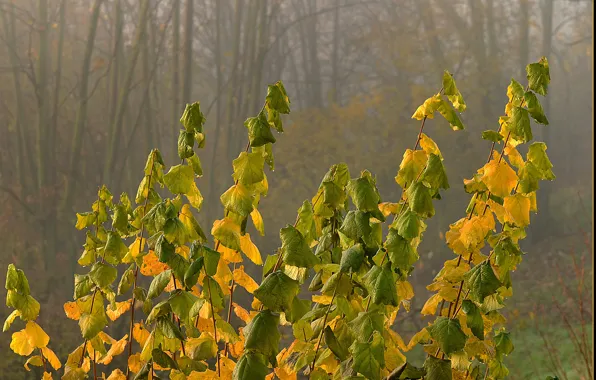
[64,0,104,210]
[109,0,124,128]
[330,0,341,104]
[519,0,530,79]
[171,0,180,161]
[50,0,66,188]
[104,0,150,184]
[182,0,194,105]
[36,0,50,192]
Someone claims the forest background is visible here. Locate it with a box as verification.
[0,0,592,378]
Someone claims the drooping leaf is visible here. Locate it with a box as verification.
[524,91,549,125]
[437,97,465,130]
[463,261,502,303]
[461,300,484,340]
[482,130,505,143]
[526,57,550,96]
[243,310,280,365]
[339,244,365,273]
[89,262,118,289]
[350,330,384,380]
[442,71,466,112]
[212,218,241,251]
[427,317,467,356]
[363,263,398,306]
[147,270,172,299]
[494,331,514,357]
[233,152,265,186]
[504,193,531,227]
[481,159,518,198]
[422,154,449,192]
[280,225,318,268]
[395,209,421,240]
[103,232,128,265]
[164,164,194,194]
[233,352,270,380]
[220,183,254,217]
[385,229,418,272]
[507,106,532,143]
[347,174,380,212]
[527,142,555,180]
[423,355,451,380]
[395,149,427,189]
[254,271,300,313]
[245,112,276,148]
[349,310,384,343]
[407,182,435,218]
[180,102,205,133]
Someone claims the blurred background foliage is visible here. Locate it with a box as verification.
[0,0,592,378]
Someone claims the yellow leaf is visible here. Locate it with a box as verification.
[312,295,333,305]
[127,353,143,373]
[176,245,191,260]
[107,369,126,380]
[529,191,537,212]
[397,281,414,300]
[421,294,443,316]
[99,335,128,365]
[481,159,518,198]
[419,133,442,158]
[3,310,21,331]
[218,244,242,263]
[385,328,407,351]
[384,346,406,372]
[504,146,524,169]
[239,233,262,265]
[459,216,487,249]
[274,367,297,380]
[406,328,430,351]
[412,94,441,120]
[378,202,399,217]
[233,266,259,293]
[140,251,169,276]
[395,149,428,188]
[250,208,265,236]
[188,369,219,379]
[504,193,531,227]
[106,300,131,321]
[220,355,236,379]
[99,331,116,345]
[24,355,43,371]
[133,323,150,347]
[129,236,147,258]
[185,181,204,210]
[63,301,81,320]
[25,321,50,348]
[41,346,62,370]
[232,302,252,324]
[42,372,53,380]
[10,330,34,356]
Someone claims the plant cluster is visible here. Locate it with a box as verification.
[4,58,555,380]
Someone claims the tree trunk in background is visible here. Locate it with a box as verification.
[171,0,181,162]
[417,0,447,75]
[537,0,554,237]
[104,0,150,184]
[330,0,341,104]
[50,0,65,187]
[36,0,50,193]
[109,0,124,129]
[519,0,530,79]
[142,3,155,159]
[182,0,194,105]
[64,0,104,212]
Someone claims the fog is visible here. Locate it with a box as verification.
[0,0,592,378]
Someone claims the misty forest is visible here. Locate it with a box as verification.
[0,0,593,379]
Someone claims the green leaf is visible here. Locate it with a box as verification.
[526,57,550,96]
[349,310,384,343]
[518,161,541,194]
[280,225,318,268]
[324,326,348,361]
[220,183,254,217]
[148,270,172,299]
[285,297,311,323]
[74,274,93,300]
[152,347,179,370]
[177,130,195,159]
[423,355,452,380]
[233,152,265,186]
[157,316,184,341]
[243,310,280,365]
[321,272,352,296]
[188,153,203,177]
[385,229,418,272]
[188,334,217,361]
[442,71,466,112]
[203,246,220,276]
[524,91,549,125]
[350,330,384,380]
[5,264,29,295]
[508,106,532,143]
[296,200,316,244]
[79,312,107,340]
[340,244,365,273]
[461,300,484,340]
[407,182,435,218]
[463,261,502,303]
[111,204,128,233]
[422,154,449,192]
[527,142,555,180]
[180,102,205,133]
[339,210,372,242]
[164,164,194,194]
[6,291,40,321]
[103,231,128,265]
[347,174,380,212]
[322,181,345,209]
[427,317,467,355]
[169,290,199,321]
[89,262,117,289]
[201,276,224,311]
[184,257,204,289]
[363,263,398,306]
[395,209,421,240]
[212,218,241,251]
[146,301,171,324]
[155,234,176,263]
[437,97,465,130]
[507,78,525,104]
[482,130,504,143]
[489,358,510,379]
[266,81,291,114]
[494,331,514,356]
[233,352,270,380]
[245,113,276,148]
[118,265,135,295]
[254,271,300,313]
